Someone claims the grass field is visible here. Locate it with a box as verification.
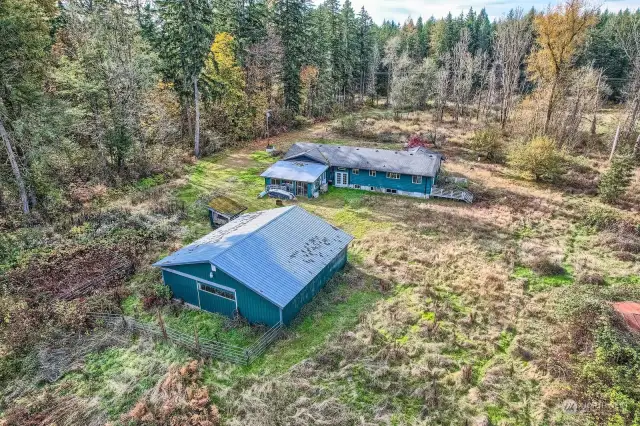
[2,108,640,425]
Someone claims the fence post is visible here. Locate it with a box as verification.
[194,326,200,354]
[157,310,168,340]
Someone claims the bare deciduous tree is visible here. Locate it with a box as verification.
[494,9,532,128]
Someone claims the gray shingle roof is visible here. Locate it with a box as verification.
[154,206,353,308]
[284,142,442,177]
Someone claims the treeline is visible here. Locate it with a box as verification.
[381,3,640,145]
[1,0,639,218]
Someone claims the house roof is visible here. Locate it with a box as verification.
[260,160,328,183]
[284,142,443,177]
[208,196,247,218]
[153,206,353,308]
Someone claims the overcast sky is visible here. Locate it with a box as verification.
[347,0,639,24]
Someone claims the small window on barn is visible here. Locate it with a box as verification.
[385,188,397,194]
[352,169,359,175]
[386,172,400,180]
[199,283,235,301]
[369,170,376,177]
[412,176,422,184]
[354,184,361,189]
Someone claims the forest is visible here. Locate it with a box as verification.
[2,0,639,218]
[1,0,640,425]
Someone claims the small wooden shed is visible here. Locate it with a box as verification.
[207,196,247,228]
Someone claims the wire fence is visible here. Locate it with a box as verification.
[87,312,282,365]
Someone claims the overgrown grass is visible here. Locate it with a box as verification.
[55,340,191,419]
[513,265,574,292]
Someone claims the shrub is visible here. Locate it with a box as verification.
[508,136,565,181]
[581,206,620,231]
[333,114,363,137]
[598,156,634,204]
[470,128,504,162]
[529,258,566,276]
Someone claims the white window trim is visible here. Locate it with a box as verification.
[162,267,238,310]
[352,168,359,175]
[386,172,400,179]
[412,175,422,184]
[369,170,376,177]
[199,282,236,301]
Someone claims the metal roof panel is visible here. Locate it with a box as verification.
[260,160,328,183]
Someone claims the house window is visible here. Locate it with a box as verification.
[412,175,422,184]
[369,170,376,177]
[385,188,398,194]
[352,169,359,175]
[386,172,400,179]
[354,184,361,189]
[271,179,280,185]
[199,283,235,301]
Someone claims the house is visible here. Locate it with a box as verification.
[260,142,443,199]
[153,206,353,326]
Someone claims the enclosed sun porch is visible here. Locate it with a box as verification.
[260,160,329,198]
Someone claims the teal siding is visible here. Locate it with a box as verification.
[281,247,348,324]
[161,262,281,326]
[199,289,236,317]
[162,246,349,326]
[332,167,432,195]
[162,270,199,306]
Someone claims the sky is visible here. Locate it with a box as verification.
[348,0,639,24]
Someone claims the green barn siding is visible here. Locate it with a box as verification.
[161,262,280,326]
[161,270,199,306]
[281,247,348,324]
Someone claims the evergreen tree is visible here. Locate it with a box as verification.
[156,0,213,157]
[274,0,308,112]
[599,155,635,203]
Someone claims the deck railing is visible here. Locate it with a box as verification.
[430,186,474,203]
[267,184,294,193]
[88,312,283,365]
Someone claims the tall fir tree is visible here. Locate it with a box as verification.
[274,0,309,112]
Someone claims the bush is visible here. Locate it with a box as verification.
[529,258,566,276]
[508,136,565,181]
[333,114,363,137]
[470,128,504,162]
[599,155,634,204]
[581,206,620,231]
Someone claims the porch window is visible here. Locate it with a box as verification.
[199,283,235,301]
[412,175,422,184]
[369,170,376,177]
[386,172,400,179]
[352,169,359,175]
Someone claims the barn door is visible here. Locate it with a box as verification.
[197,282,237,318]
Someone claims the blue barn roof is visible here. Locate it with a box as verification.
[260,160,328,183]
[153,206,353,308]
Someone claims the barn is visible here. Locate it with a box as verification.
[153,206,353,326]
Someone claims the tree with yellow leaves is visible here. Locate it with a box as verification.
[527,0,597,133]
[202,32,253,141]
